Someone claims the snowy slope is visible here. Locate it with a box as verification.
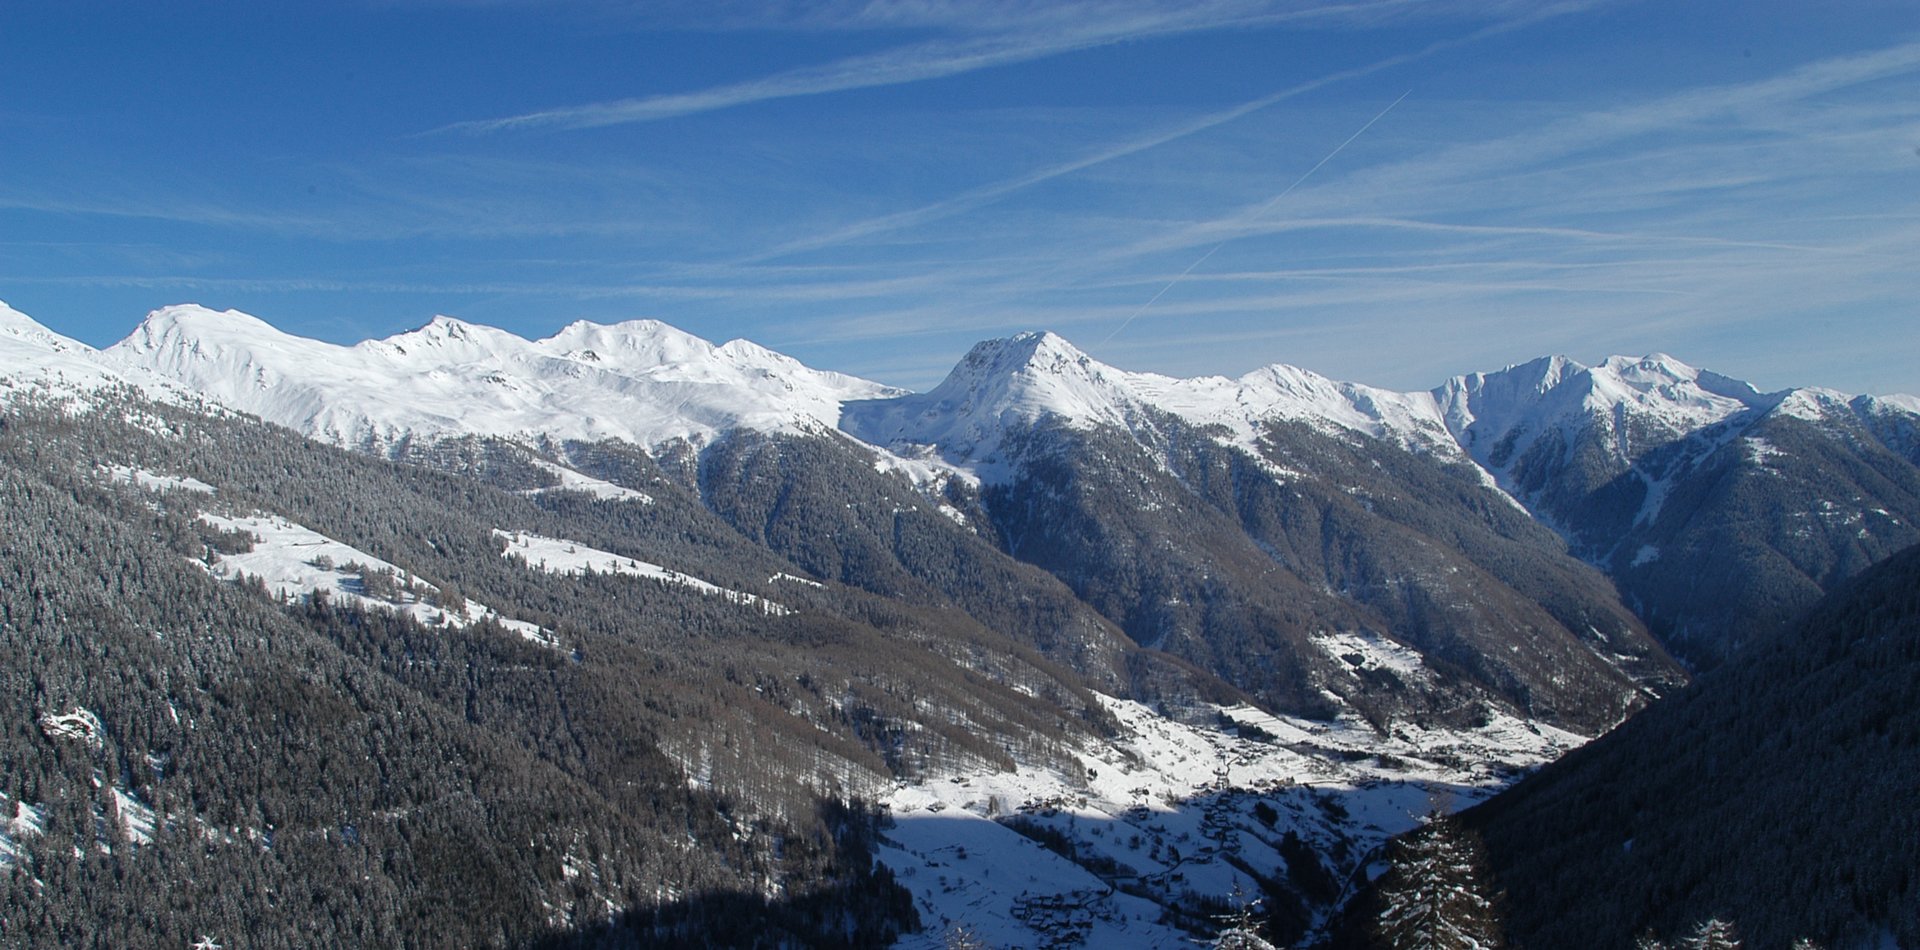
[1430,352,1920,524]
[62,303,1919,498]
[104,304,903,452]
[849,336,1920,496]
[841,332,1459,484]
[0,301,190,407]
[1434,354,1767,480]
[493,529,791,616]
[196,510,557,646]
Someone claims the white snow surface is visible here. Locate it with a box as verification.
[1435,354,1764,477]
[103,304,902,452]
[39,707,106,748]
[842,332,1462,484]
[0,795,48,870]
[881,693,1584,949]
[112,788,156,846]
[523,458,653,504]
[0,300,192,407]
[1312,630,1430,683]
[494,530,791,616]
[101,465,216,495]
[1769,386,1853,422]
[12,301,1911,502]
[196,510,556,646]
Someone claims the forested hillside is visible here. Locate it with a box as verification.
[1464,542,1920,948]
[0,388,1137,946]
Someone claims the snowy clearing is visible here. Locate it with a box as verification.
[100,464,216,495]
[1311,630,1429,683]
[112,788,156,846]
[196,511,556,647]
[494,530,791,616]
[523,458,653,504]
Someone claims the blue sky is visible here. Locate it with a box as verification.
[3,0,1917,394]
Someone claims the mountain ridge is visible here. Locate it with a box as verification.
[9,301,1908,480]
[11,300,1920,674]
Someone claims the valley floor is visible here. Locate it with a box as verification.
[876,695,1584,948]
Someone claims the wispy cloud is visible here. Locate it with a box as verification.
[428,0,1559,135]
[1061,37,1920,274]
[745,2,1608,262]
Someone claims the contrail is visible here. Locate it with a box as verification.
[1103,88,1413,345]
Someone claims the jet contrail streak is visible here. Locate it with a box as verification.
[1103,88,1413,345]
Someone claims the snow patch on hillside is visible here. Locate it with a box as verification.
[195,511,556,646]
[494,530,790,616]
[39,707,106,748]
[101,465,216,495]
[112,788,156,846]
[1312,630,1429,683]
[523,458,653,504]
[0,795,48,869]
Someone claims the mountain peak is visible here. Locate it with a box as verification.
[539,317,722,368]
[115,304,297,359]
[0,300,85,352]
[957,331,1089,376]
[364,315,532,360]
[143,303,275,332]
[937,331,1139,425]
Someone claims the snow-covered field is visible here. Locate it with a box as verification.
[494,529,791,616]
[880,695,1582,948]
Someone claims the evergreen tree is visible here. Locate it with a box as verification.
[1213,910,1279,949]
[1370,812,1505,950]
[1687,918,1741,950]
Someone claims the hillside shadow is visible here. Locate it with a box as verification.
[526,799,918,950]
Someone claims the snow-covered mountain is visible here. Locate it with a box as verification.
[842,333,1920,669]
[0,301,188,405]
[1430,351,1917,514]
[101,304,902,451]
[842,331,1457,483]
[13,299,1920,672]
[1426,351,1920,665]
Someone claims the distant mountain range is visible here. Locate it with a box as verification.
[18,300,1908,673]
[4,299,1917,946]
